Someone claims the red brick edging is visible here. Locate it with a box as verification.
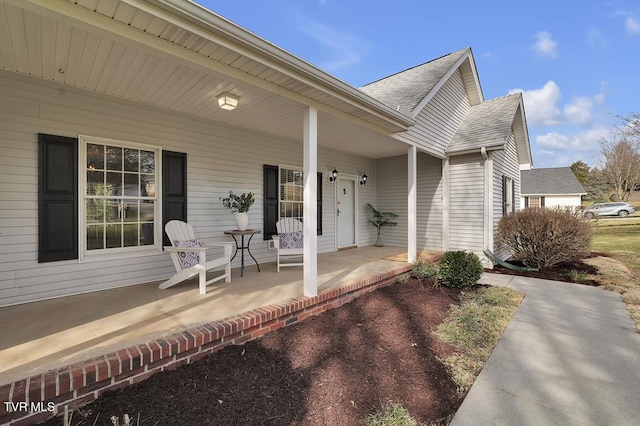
[0,265,411,425]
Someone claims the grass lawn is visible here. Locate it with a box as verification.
[591,220,640,271]
[589,218,640,327]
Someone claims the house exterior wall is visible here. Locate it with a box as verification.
[0,72,377,306]
[448,153,485,255]
[520,195,582,208]
[394,70,470,158]
[372,152,443,251]
[417,153,443,250]
[491,131,521,260]
[492,131,521,229]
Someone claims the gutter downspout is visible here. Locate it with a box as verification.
[481,147,493,264]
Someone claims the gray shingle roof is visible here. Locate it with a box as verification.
[446,93,522,154]
[521,168,587,195]
[359,48,469,115]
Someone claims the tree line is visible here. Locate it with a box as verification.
[570,113,640,203]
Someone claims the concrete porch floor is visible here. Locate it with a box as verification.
[0,246,410,388]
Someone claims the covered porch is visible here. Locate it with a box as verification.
[0,246,420,424]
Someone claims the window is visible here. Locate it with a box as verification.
[263,164,322,240]
[279,166,304,221]
[528,196,541,208]
[502,175,515,214]
[81,137,159,256]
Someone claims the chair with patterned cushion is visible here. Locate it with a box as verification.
[160,220,233,294]
[272,218,304,272]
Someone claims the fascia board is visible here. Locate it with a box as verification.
[143,0,414,129]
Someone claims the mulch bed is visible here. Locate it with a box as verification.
[490,256,600,286]
[43,280,466,425]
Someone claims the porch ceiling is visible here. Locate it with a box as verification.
[0,0,412,158]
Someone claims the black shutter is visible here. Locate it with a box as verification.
[541,196,545,207]
[162,151,187,247]
[38,134,78,262]
[317,172,323,235]
[502,175,507,215]
[511,179,516,211]
[263,165,279,240]
[524,197,529,208]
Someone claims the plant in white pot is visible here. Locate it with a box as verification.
[221,191,255,231]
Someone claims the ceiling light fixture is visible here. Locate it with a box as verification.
[217,93,239,110]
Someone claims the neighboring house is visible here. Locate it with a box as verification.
[520,167,586,209]
[0,0,531,307]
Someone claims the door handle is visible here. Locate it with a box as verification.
[337,209,341,216]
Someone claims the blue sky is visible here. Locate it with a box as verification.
[196,0,640,168]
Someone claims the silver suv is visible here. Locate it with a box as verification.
[583,202,635,218]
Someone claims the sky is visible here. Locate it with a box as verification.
[196,0,640,169]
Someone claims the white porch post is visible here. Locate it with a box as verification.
[407,146,417,263]
[442,158,450,251]
[303,106,318,296]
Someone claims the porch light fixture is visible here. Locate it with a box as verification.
[329,168,339,182]
[359,173,368,186]
[217,92,239,110]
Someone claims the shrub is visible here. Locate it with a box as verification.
[411,258,439,287]
[496,207,592,269]
[438,251,483,288]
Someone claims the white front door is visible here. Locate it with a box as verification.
[337,177,356,248]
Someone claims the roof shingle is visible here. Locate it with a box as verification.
[359,48,469,115]
[521,168,587,195]
[446,93,522,153]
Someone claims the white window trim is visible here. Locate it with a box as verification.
[78,135,162,262]
[278,163,304,221]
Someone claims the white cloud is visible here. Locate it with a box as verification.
[533,31,557,57]
[536,127,609,151]
[626,17,640,34]
[563,97,593,125]
[534,127,611,166]
[510,81,561,126]
[587,26,606,47]
[293,13,368,71]
[509,81,605,127]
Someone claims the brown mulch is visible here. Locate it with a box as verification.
[44,281,466,426]
[489,256,601,286]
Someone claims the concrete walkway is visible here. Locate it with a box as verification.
[451,273,640,426]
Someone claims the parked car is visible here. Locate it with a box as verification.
[583,202,636,218]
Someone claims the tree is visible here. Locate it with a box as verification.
[569,161,608,202]
[570,160,590,187]
[600,125,640,201]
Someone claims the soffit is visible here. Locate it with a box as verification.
[0,0,412,158]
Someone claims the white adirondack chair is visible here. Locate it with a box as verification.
[160,220,233,294]
[272,218,304,272]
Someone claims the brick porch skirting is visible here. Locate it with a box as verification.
[0,265,411,425]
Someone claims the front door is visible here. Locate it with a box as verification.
[337,177,356,248]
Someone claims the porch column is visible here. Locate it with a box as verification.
[407,146,417,263]
[303,106,318,296]
[483,151,494,251]
[442,158,450,251]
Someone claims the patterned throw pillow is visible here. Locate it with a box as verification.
[279,232,303,249]
[174,239,202,268]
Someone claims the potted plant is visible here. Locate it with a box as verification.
[366,203,398,247]
[221,191,255,231]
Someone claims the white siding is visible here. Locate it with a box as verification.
[492,130,521,256]
[520,195,582,208]
[492,131,521,215]
[0,72,377,306]
[395,70,470,158]
[449,154,485,254]
[417,153,442,250]
[374,155,407,248]
[373,152,443,250]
